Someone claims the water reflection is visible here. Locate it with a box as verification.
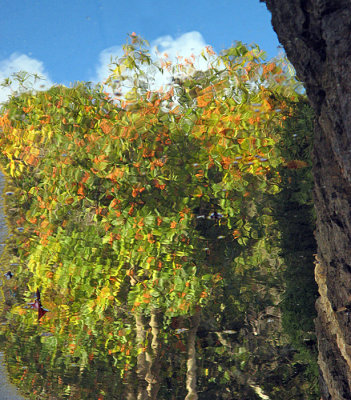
[0,171,28,400]
[27,289,49,321]
[0,169,316,399]
[4,271,13,280]
[0,89,318,399]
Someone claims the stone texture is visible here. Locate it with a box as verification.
[261,1,351,398]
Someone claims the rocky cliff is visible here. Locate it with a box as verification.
[261,1,351,398]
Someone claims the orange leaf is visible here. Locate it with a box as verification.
[77,183,85,196]
[135,229,143,240]
[128,203,135,216]
[110,198,120,208]
[196,94,212,108]
[107,167,124,181]
[26,154,39,166]
[93,154,107,163]
[233,230,241,239]
[100,119,113,134]
[153,180,166,190]
[81,171,90,183]
[132,187,145,197]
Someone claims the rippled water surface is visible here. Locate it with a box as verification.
[0,85,318,399]
[0,171,28,400]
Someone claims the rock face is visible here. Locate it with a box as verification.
[261,1,351,399]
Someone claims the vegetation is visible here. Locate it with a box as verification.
[0,34,318,399]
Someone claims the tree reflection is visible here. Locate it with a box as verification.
[0,37,318,399]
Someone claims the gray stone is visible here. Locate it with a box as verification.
[261,1,351,398]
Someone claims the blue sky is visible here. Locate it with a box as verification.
[1,0,281,102]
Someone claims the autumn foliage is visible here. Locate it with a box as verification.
[0,35,316,399]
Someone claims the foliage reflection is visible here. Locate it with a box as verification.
[0,36,318,399]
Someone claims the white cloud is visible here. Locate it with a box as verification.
[91,31,218,97]
[94,45,124,84]
[151,31,208,61]
[0,32,218,106]
[0,53,54,105]
[150,31,214,90]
